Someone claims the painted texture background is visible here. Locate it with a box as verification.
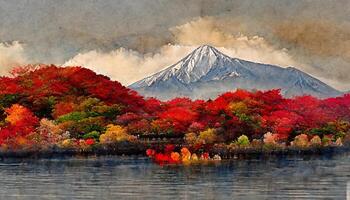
[0,0,349,90]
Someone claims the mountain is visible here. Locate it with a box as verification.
[129,45,342,100]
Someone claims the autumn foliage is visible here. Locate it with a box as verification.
[0,104,39,148]
[1,65,350,153]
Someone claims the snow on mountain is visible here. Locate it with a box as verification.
[129,45,342,100]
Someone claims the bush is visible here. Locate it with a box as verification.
[59,138,76,148]
[74,117,105,134]
[291,134,309,148]
[127,119,152,135]
[335,131,346,140]
[56,112,88,123]
[263,132,277,146]
[184,132,197,144]
[0,104,39,148]
[335,137,343,146]
[82,131,100,140]
[94,104,123,120]
[322,135,333,146]
[57,116,105,138]
[235,135,250,147]
[310,135,322,147]
[198,128,218,144]
[99,125,136,144]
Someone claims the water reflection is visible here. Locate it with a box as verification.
[0,153,348,199]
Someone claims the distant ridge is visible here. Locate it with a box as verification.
[130,45,342,100]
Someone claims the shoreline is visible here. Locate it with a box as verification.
[0,142,348,160]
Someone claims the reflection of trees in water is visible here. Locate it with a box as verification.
[0,155,348,199]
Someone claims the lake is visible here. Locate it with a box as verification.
[0,153,349,199]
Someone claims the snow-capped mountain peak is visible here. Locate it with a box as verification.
[130,45,342,100]
[134,45,235,87]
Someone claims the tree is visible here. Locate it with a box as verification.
[0,104,39,147]
[99,125,136,144]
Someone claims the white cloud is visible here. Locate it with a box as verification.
[0,41,29,76]
[64,45,194,85]
[64,17,304,86]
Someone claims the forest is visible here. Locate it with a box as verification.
[1,65,350,163]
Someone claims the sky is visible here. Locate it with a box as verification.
[0,0,349,91]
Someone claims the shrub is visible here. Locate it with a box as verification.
[94,104,123,120]
[77,139,95,149]
[310,126,334,137]
[82,131,100,140]
[170,152,181,162]
[188,122,205,132]
[322,135,333,146]
[184,132,197,144]
[291,134,309,148]
[263,132,277,146]
[56,112,87,123]
[127,119,152,135]
[57,116,105,138]
[27,118,66,149]
[85,138,95,146]
[151,119,174,135]
[0,104,39,148]
[39,118,63,134]
[5,104,39,126]
[335,137,343,146]
[181,147,191,162]
[235,135,250,147]
[59,139,76,148]
[335,131,346,140]
[73,117,105,134]
[99,125,136,144]
[52,101,76,119]
[310,135,322,147]
[198,128,218,144]
[228,101,248,115]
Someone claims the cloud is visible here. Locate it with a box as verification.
[172,17,303,68]
[0,41,29,76]
[64,17,306,86]
[64,45,195,85]
[273,20,350,60]
[270,20,350,91]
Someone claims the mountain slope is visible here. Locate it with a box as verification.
[130,45,342,100]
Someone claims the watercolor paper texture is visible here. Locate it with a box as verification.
[0,0,349,90]
[0,1,349,199]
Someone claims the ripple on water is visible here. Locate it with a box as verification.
[0,154,348,199]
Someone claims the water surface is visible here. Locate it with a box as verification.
[0,153,349,199]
